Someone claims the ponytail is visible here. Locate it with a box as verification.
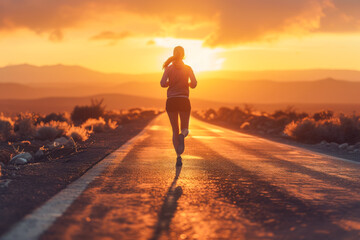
[162,46,185,69]
[163,56,176,69]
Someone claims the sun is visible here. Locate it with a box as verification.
[154,37,225,73]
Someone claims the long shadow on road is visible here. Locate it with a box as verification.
[223,138,360,190]
[190,138,359,240]
[150,166,183,240]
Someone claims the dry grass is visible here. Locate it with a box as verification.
[39,112,70,124]
[0,104,158,166]
[0,115,14,141]
[284,115,360,144]
[35,120,91,142]
[194,106,308,135]
[195,107,360,144]
[66,126,90,142]
[71,98,105,125]
[107,119,118,130]
[0,102,157,145]
[14,113,36,138]
[82,117,106,133]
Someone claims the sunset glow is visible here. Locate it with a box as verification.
[0,1,360,73]
[154,38,225,73]
[2,3,360,239]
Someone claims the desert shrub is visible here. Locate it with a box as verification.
[35,121,68,141]
[243,104,254,115]
[284,115,360,144]
[140,110,156,119]
[338,114,360,144]
[249,115,276,131]
[125,108,142,121]
[103,110,121,123]
[35,119,90,142]
[67,126,90,142]
[82,118,107,133]
[119,115,132,124]
[272,107,308,122]
[71,98,105,125]
[0,115,14,141]
[15,117,36,138]
[128,108,142,114]
[107,119,118,130]
[13,113,38,136]
[229,107,247,125]
[240,122,250,130]
[313,110,334,121]
[103,108,158,126]
[217,107,233,121]
[39,112,70,124]
[36,126,63,141]
[204,109,217,120]
[284,118,319,143]
[271,116,291,131]
[296,112,309,120]
[0,149,13,164]
[272,110,287,119]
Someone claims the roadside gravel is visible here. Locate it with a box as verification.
[0,116,156,235]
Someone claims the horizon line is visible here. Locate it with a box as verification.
[1,63,360,75]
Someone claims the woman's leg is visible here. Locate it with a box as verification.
[167,111,180,156]
[176,111,190,155]
[179,111,191,137]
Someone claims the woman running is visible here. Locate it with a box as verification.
[160,46,197,166]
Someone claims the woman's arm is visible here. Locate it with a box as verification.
[188,67,197,88]
[160,67,169,88]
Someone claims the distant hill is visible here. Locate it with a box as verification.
[194,78,360,104]
[2,64,360,85]
[113,78,360,104]
[198,69,360,82]
[0,64,160,86]
[3,78,360,104]
[0,82,120,99]
[2,64,360,105]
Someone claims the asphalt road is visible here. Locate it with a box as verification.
[5,114,360,240]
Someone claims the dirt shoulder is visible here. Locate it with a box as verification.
[195,117,360,163]
[0,116,156,235]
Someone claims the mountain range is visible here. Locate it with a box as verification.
[1,64,360,113]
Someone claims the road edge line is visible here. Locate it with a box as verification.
[0,116,158,240]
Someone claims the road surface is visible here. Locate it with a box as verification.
[3,114,360,240]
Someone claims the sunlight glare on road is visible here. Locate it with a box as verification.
[181,155,203,160]
[191,136,218,139]
[149,125,169,131]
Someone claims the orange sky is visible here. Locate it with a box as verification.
[1,0,360,73]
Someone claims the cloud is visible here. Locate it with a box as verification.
[48,29,63,42]
[90,31,131,40]
[317,0,360,32]
[89,31,131,46]
[0,0,360,46]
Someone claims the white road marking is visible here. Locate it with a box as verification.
[0,118,156,240]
